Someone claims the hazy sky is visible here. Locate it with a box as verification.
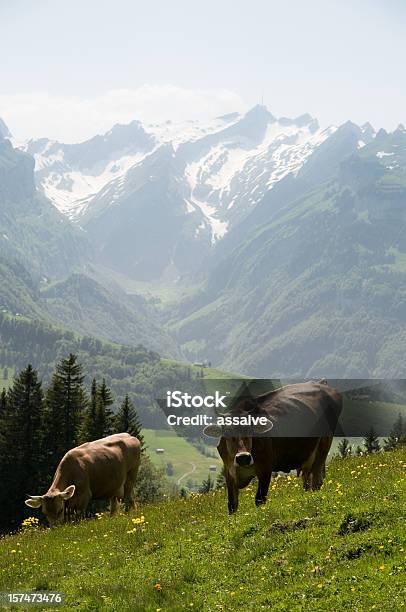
[1,0,405,141]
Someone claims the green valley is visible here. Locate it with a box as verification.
[143,428,220,488]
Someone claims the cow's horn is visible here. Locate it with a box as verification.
[203,423,223,438]
[252,417,274,434]
[26,495,42,500]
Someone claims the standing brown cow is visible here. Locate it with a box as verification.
[204,381,342,514]
[25,433,141,525]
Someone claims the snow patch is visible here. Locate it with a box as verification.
[184,200,195,214]
[376,151,394,158]
[185,122,336,220]
[148,113,241,150]
[191,198,228,244]
[29,111,338,246]
[39,152,149,218]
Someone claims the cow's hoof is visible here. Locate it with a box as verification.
[255,498,266,507]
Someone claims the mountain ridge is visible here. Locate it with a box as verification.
[4,108,406,379]
[0,135,182,357]
[168,128,406,377]
[22,106,346,281]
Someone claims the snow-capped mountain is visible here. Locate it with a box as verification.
[0,117,11,139]
[179,106,335,233]
[24,113,242,221]
[21,106,376,279]
[24,120,156,218]
[5,108,406,379]
[25,106,336,226]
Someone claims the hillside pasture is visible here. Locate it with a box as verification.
[0,448,404,611]
[144,429,221,487]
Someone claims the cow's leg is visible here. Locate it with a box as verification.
[73,502,88,522]
[225,469,239,514]
[123,487,136,512]
[255,471,272,507]
[123,467,139,512]
[310,437,332,490]
[110,496,120,516]
[77,490,91,520]
[302,470,313,491]
[66,503,80,522]
[300,444,318,491]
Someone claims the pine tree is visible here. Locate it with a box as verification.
[337,438,352,458]
[42,354,88,476]
[198,474,215,493]
[0,388,7,420]
[0,365,44,526]
[384,413,405,451]
[0,390,6,473]
[58,353,87,449]
[115,395,145,450]
[363,427,381,454]
[81,378,99,442]
[96,379,114,438]
[134,455,167,503]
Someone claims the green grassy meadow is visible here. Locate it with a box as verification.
[160,360,241,380]
[0,448,405,611]
[142,426,391,490]
[143,429,220,487]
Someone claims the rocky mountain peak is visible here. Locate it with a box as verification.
[0,117,11,139]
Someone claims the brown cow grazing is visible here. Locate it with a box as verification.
[25,433,141,526]
[204,381,342,514]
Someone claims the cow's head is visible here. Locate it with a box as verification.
[203,398,273,467]
[25,485,75,526]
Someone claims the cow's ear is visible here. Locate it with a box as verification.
[252,417,274,435]
[25,497,42,508]
[60,485,75,500]
[203,424,223,438]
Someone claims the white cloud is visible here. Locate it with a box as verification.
[0,85,246,143]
